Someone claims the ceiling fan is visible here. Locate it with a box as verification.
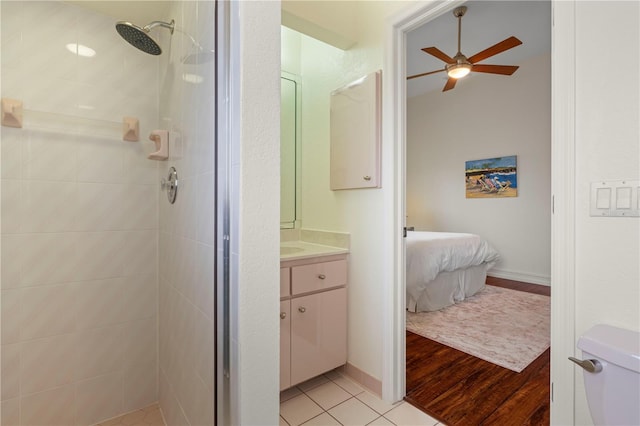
[407,6,523,92]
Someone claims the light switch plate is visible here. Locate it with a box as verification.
[591,180,640,217]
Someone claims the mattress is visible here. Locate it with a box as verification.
[406,231,499,312]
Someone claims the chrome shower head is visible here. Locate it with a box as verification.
[115,20,174,55]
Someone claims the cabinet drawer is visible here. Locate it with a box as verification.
[291,260,347,295]
[280,267,290,298]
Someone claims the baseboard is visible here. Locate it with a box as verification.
[338,363,382,397]
[488,268,550,286]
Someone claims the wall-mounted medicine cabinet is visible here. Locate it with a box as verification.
[330,70,381,190]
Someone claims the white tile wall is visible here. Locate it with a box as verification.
[1,1,161,425]
[157,2,217,426]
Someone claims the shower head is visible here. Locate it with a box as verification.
[115,20,174,55]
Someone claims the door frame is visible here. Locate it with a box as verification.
[381,1,576,424]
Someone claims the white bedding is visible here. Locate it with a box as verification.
[406,231,500,310]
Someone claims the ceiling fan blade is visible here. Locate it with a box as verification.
[467,36,522,64]
[442,77,457,92]
[422,47,456,64]
[472,64,519,75]
[407,68,445,80]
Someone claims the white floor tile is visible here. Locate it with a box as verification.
[331,375,365,396]
[297,375,330,392]
[305,381,352,410]
[280,415,290,426]
[302,412,342,426]
[384,402,439,426]
[356,392,401,415]
[281,386,303,403]
[280,394,324,426]
[328,398,379,426]
[323,369,342,381]
[366,416,395,426]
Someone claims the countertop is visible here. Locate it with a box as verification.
[280,240,349,261]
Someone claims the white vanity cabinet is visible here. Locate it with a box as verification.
[280,255,348,390]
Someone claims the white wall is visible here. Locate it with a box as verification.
[230,1,281,424]
[156,1,216,425]
[573,2,640,424]
[406,54,551,284]
[1,2,159,425]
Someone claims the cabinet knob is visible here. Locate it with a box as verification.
[363,176,371,181]
[280,312,287,319]
[318,274,326,280]
[298,306,306,313]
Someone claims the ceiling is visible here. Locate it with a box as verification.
[67,1,550,99]
[406,1,551,98]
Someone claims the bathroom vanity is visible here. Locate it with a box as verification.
[280,242,349,390]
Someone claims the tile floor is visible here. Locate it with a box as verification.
[96,403,165,426]
[280,370,442,426]
[91,375,440,426]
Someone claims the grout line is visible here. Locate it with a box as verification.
[279,415,291,426]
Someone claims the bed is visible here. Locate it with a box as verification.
[406,231,500,312]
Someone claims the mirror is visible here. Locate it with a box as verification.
[281,74,300,228]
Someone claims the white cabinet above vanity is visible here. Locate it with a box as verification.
[280,242,349,391]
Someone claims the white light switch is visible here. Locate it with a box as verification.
[616,187,632,209]
[591,182,612,216]
[596,188,611,209]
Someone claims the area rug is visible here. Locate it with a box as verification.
[406,285,550,373]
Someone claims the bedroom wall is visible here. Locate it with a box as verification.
[406,53,551,285]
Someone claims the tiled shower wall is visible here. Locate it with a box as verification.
[156,2,216,426]
[1,2,160,425]
[159,1,215,426]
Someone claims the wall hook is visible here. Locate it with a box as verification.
[122,117,139,141]
[1,98,23,128]
[148,129,169,160]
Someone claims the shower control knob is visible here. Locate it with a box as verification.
[162,167,178,204]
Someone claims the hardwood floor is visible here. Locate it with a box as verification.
[405,277,550,426]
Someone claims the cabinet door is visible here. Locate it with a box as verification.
[290,288,347,386]
[280,300,291,391]
[330,71,381,190]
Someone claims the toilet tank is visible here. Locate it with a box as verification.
[577,324,640,426]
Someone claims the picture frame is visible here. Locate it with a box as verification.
[465,155,518,198]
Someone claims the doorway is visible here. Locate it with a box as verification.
[382,1,577,424]
[402,1,551,423]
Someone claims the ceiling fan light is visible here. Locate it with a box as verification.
[447,64,472,79]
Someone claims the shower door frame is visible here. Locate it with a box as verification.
[215,0,231,424]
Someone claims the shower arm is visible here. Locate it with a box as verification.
[143,20,175,34]
[143,20,202,51]
[140,19,213,63]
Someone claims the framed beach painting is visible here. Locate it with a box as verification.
[465,156,517,198]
